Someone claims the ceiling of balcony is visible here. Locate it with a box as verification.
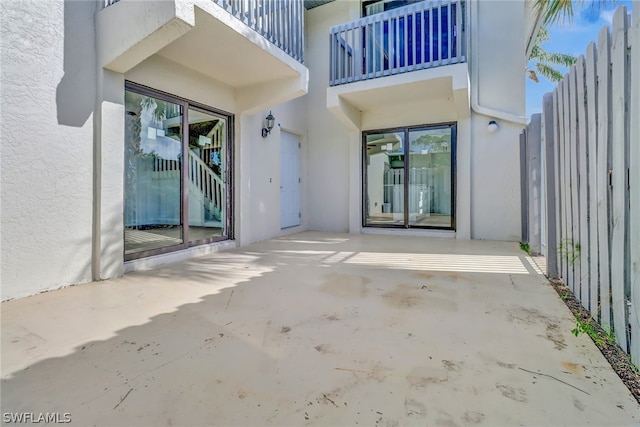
[156,6,303,88]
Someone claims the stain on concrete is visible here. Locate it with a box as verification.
[435,414,461,427]
[496,361,516,369]
[383,284,457,311]
[495,384,528,403]
[561,361,583,374]
[546,323,567,350]
[464,411,485,424]
[573,398,585,411]
[316,393,339,407]
[320,274,370,298]
[414,271,469,283]
[404,397,426,417]
[406,366,448,387]
[314,344,329,354]
[507,307,550,325]
[324,314,340,321]
[281,326,291,334]
[383,285,424,308]
[442,360,462,372]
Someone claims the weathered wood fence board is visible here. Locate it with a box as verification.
[576,55,590,309]
[629,5,640,367]
[523,5,638,367]
[610,7,629,350]
[543,92,558,278]
[562,76,572,287]
[596,25,612,331]
[585,42,599,318]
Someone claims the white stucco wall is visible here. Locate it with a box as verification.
[240,98,309,245]
[1,0,96,300]
[0,0,529,301]
[305,0,359,233]
[469,0,527,241]
[307,0,526,241]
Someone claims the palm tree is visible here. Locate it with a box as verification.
[527,26,577,83]
[535,0,614,25]
[535,0,576,25]
[528,0,615,83]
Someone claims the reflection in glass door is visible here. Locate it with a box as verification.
[363,124,455,229]
[124,83,233,260]
[408,127,452,227]
[365,132,405,225]
[187,108,227,243]
[124,91,184,256]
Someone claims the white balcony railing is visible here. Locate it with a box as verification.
[329,0,466,86]
[104,0,304,63]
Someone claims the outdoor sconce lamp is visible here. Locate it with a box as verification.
[262,111,275,137]
[487,120,499,134]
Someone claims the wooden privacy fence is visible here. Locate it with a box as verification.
[522,6,639,366]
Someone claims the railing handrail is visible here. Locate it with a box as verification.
[188,150,223,186]
[329,0,466,86]
[330,0,435,34]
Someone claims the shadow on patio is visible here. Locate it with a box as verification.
[2,232,638,425]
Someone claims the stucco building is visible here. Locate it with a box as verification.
[0,0,541,300]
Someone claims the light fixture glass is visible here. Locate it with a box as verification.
[262,111,275,137]
[487,120,499,134]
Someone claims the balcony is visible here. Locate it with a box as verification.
[329,0,465,86]
[326,0,469,131]
[105,0,303,63]
[98,0,308,111]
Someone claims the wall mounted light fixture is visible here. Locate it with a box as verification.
[487,120,499,134]
[262,111,275,137]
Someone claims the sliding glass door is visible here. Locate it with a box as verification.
[364,123,455,229]
[124,83,232,260]
[187,108,227,244]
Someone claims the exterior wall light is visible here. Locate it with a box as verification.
[262,111,275,137]
[487,120,499,134]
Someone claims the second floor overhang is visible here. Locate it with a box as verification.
[97,0,308,112]
[327,61,469,131]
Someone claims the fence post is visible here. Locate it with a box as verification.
[543,93,558,277]
[520,131,529,244]
[528,114,542,255]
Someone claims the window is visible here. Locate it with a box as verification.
[363,123,456,229]
[124,83,233,260]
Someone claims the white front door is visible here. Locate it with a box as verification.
[280,131,300,229]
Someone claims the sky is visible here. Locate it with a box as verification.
[526,0,634,119]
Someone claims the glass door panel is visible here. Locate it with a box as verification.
[408,127,452,227]
[365,132,405,226]
[124,91,184,256]
[187,109,226,243]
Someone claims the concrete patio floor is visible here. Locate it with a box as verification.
[2,232,639,426]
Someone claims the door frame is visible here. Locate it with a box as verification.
[361,121,457,230]
[124,81,234,261]
[280,130,301,229]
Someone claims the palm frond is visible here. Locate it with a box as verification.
[536,62,565,82]
[536,0,576,25]
[545,52,578,67]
